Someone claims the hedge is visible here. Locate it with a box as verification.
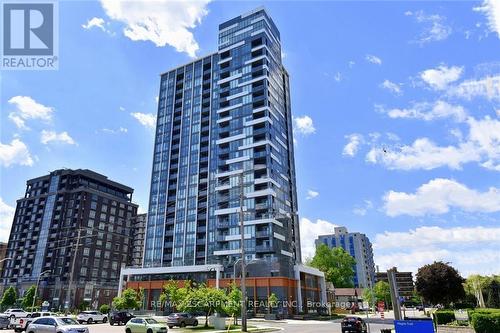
[471,313,500,333]
[433,310,456,325]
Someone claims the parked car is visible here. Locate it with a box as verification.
[11,312,57,332]
[341,316,368,333]
[0,315,10,329]
[4,309,29,319]
[76,310,107,324]
[25,316,88,333]
[166,313,198,328]
[416,305,425,311]
[125,317,168,333]
[108,311,134,325]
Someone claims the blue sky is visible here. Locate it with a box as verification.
[1,0,499,276]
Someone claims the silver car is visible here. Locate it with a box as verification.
[26,316,88,333]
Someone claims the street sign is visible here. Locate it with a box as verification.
[395,320,434,333]
[377,301,385,312]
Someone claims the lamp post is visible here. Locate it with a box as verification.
[32,270,51,313]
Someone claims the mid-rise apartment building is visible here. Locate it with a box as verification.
[2,169,138,309]
[316,227,376,288]
[376,267,415,298]
[120,7,325,315]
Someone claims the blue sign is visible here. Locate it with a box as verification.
[394,320,434,333]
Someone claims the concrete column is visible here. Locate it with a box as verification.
[215,268,220,289]
[294,268,303,312]
[118,272,125,297]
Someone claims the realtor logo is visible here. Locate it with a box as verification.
[1,2,58,70]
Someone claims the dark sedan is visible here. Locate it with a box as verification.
[108,311,134,325]
[166,313,198,328]
[341,316,368,333]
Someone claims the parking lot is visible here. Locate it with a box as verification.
[2,318,395,333]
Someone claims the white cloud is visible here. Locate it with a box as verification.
[293,115,316,135]
[40,130,77,145]
[383,178,500,217]
[353,200,373,216]
[420,65,464,90]
[365,54,382,65]
[365,115,500,171]
[366,138,479,170]
[131,112,156,129]
[343,134,364,157]
[378,101,467,122]
[299,218,338,261]
[0,139,34,167]
[374,225,500,276]
[474,0,500,38]
[468,116,500,170]
[412,11,452,44]
[447,75,500,101]
[375,247,500,277]
[101,127,128,134]
[8,96,54,128]
[380,80,402,95]
[0,198,15,242]
[375,226,500,249]
[8,113,28,130]
[99,0,211,57]
[306,190,319,200]
[82,17,106,31]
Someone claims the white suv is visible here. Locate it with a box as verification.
[4,309,28,319]
[76,311,107,324]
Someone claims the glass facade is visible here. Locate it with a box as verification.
[144,8,300,278]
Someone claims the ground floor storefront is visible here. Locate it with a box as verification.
[120,264,326,316]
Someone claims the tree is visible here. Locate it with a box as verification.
[223,282,242,324]
[22,285,37,310]
[373,281,391,308]
[99,304,110,314]
[1,286,17,308]
[464,275,491,308]
[485,278,500,308]
[160,280,190,312]
[415,261,465,306]
[180,285,227,328]
[112,288,141,310]
[79,300,89,311]
[268,293,278,314]
[309,244,356,287]
[362,288,376,309]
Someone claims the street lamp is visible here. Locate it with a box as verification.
[0,258,12,263]
[32,270,51,313]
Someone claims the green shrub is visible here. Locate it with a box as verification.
[99,304,110,314]
[433,310,456,325]
[471,313,500,333]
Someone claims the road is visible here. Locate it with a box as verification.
[5,319,395,333]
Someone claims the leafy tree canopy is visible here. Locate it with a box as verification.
[415,261,465,306]
[309,244,356,288]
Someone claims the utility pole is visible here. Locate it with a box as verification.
[387,267,402,320]
[65,228,82,311]
[239,172,247,332]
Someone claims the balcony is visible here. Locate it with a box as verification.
[256,230,270,238]
[255,244,273,253]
